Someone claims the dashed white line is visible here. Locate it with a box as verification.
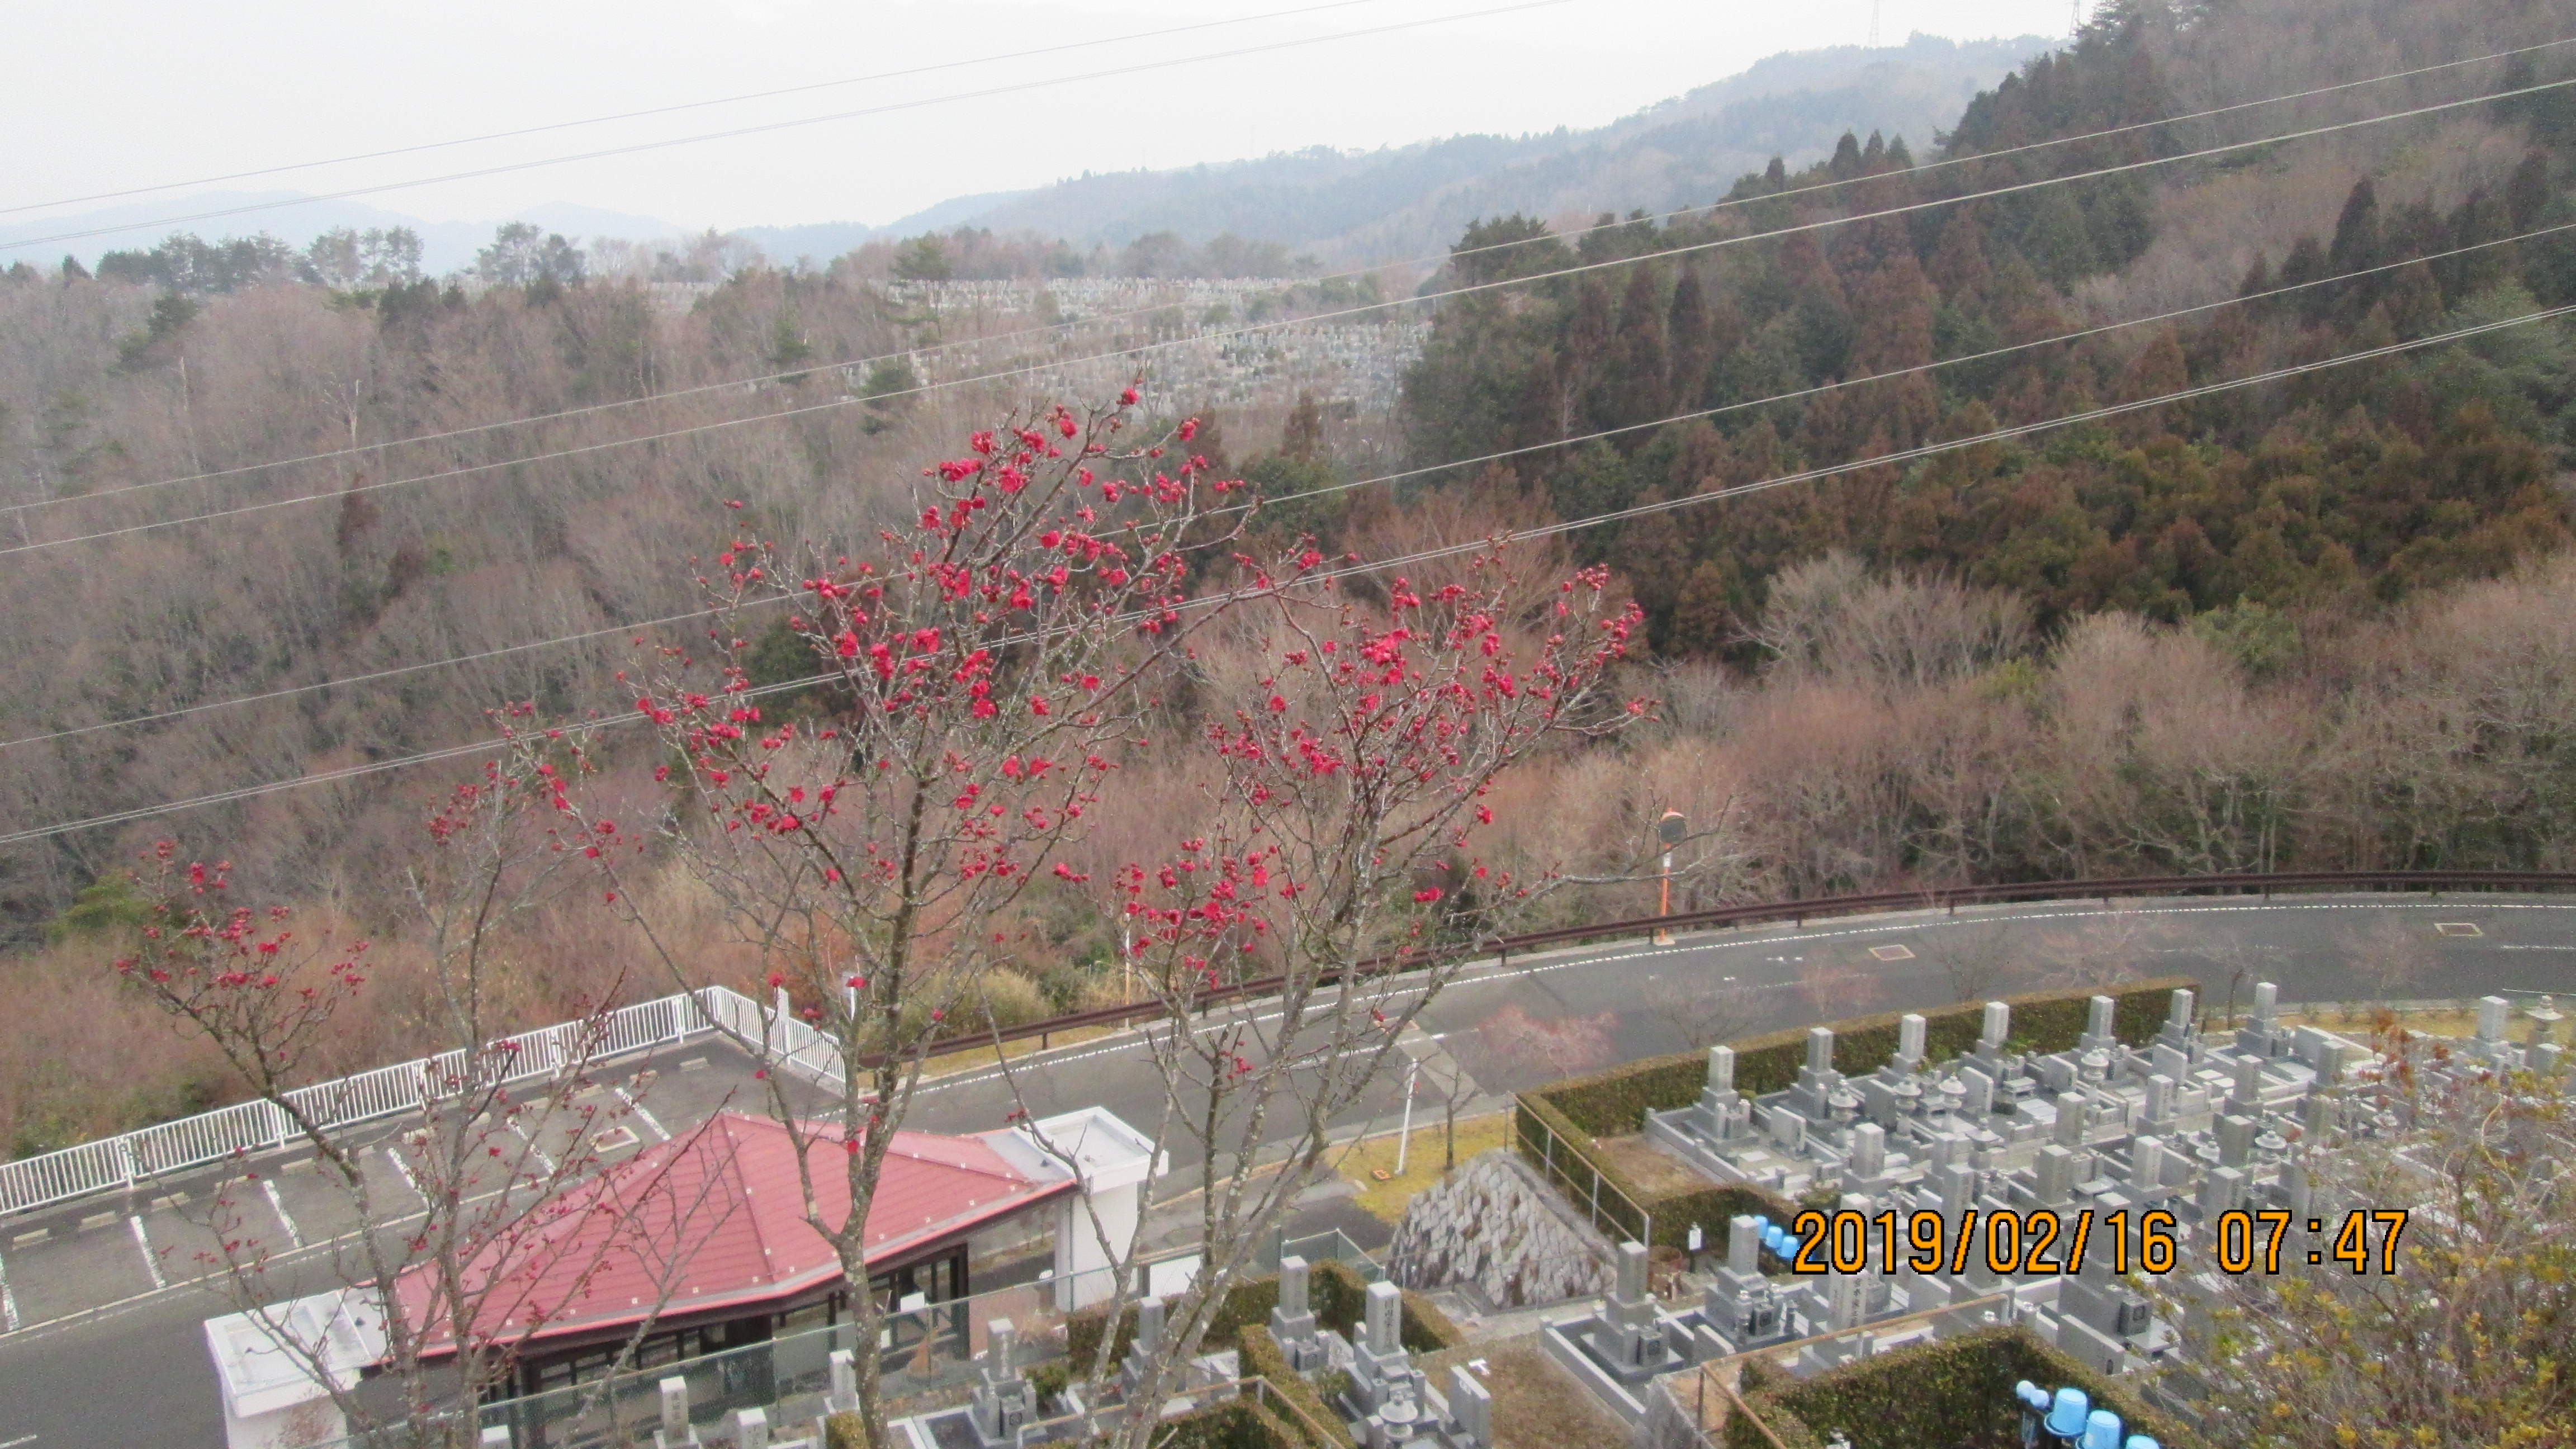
[261,1177,302,1250]
[382,1145,427,1208]
[610,1086,669,1142]
[1,1432,37,1447]
[0,1249,21,1333]
[126,1216,164,1291]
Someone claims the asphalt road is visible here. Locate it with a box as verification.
[5,890,2570,1446]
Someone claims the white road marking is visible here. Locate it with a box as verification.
[508,1121,558,1175]
[126,1216,164,1291]
[610,1085,669,1142]
[0,1250,20,1332]
[260,1177,302,1250]
[913,897,2576,1093]
[3,893,2569,1344]
[383,1145,427,1208]
[1,1432,37,1447]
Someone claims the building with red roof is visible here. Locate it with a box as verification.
[391,1111,1077,1400]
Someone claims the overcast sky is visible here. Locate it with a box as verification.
[5,0,2076,236]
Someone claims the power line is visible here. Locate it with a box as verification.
[1275,218,2576,509]
[0,0,1575,254]
[9,68,2567,561]
[4,300,2564,848]
[16,218,2560,755]
[0,607,728,751]
[1,0,1402,218]
[21,32,2568,521]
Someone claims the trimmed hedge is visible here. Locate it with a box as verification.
[1310,1258,1462,1353]
[1721,1324,2195,1449]
[1064,1260,1456,1393]
[1154,1395,1312,1449]
[1067,1301,1140,1381]
[1541,977,2199,1138]
[1239,1324,1357,1447]
[1515,979,2198,1254]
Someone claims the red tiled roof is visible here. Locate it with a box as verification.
[394,1112,1068,1356]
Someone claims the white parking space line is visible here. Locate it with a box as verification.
[383,1145,427,1209]
[126,1216,164,1291]
[261,1177,303,1251]
[508,1121,557,1175]
[610,1086,669,1142]
[0,1249,20,1332]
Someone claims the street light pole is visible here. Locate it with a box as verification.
[1394,1057,1420,1177]
[1656,809,1687,945]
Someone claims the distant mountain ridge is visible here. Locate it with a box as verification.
[0,193,685,275]
[743,32,2049,266]
[4,33,2047,275]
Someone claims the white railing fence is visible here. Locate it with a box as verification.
[0,987,758,1217]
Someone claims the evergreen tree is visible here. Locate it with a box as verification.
[2505,150,2553,233]
[1595,263,1671,435]
[1671,557,1742,657]
[2327,177,2381,276]
[1828,131,1865,181]
[2019,188,2099,290]
[1621,494,1694,627]
[1549,441,1636,560]
[1280,391,1325,462]
[1666,270,1714,412]
[1447,214,1571,286]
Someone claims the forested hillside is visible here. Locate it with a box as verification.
[1387,2,2576,659]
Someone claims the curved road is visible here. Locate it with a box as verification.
[3,890,2569,1446]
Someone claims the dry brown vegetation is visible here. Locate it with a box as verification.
[15,534,2576,1159]
[8,0,2576,1167]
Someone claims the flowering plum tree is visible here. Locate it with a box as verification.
[1018,547,1645,1441]
[575,392,1251,1447]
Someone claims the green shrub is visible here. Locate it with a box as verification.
[1513,1092,1791,1248]
[824,1411,865,1449]
[1308,1258,1461,1351]
[1518,979,2197,1254]
[1066,1301,1139,1380]
[1639,1183,1794,1251]
[1203,1276,1281,1351]
[1723,1324,2196,1449]
[1152,1396,1312,1449]
[1538,978,2198,1138]
[1238,1325,1356,1447]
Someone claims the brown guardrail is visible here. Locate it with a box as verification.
[921,870,2576,1061]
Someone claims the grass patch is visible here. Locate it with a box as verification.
[2277,1005,2521,1040]
[1418,1336,1627,1449]
[1336,1113,1510,1222]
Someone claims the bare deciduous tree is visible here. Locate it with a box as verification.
[2173,1036,2576,1445]
[112,761,711,1448]
[1919,915,2024,1007]
[1646,970,1765,1049]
